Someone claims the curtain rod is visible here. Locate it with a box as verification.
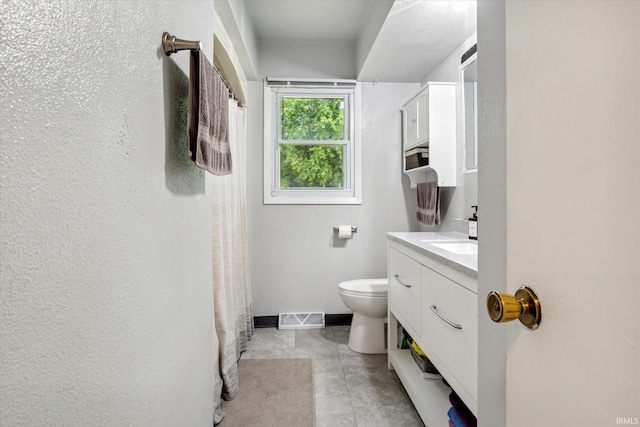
[162,32,242,106]
[266,77,357,88]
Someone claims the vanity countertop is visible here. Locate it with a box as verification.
[386,232,478,279]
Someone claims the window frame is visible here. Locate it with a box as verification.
[263,80,362,205]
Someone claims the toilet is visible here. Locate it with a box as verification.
[338,278,388,354]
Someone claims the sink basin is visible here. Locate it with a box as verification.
[429,241,478,255]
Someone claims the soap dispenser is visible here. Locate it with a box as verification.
[468,205,478,240]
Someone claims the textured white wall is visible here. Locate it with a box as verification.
[246,81,418,316]
[1,1,217,425]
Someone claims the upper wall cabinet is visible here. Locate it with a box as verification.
[402,82,456,187]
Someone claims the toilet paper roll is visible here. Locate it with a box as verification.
[338,225,352,239]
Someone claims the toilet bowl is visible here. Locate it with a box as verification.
[338,278,388,354]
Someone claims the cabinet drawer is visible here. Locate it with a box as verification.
[421,265,477,401]
[389,247,421,337]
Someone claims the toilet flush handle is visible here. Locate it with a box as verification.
[393,274,412,288]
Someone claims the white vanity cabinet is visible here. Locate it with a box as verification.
[387,237,478,427]
[420,265,478,411]
[402,82,456,188]
[389,248,422,338]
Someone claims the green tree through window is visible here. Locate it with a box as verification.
[279,98,345,188]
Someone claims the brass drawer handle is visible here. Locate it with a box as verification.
[393,274,412,288]
[429,305,462,329]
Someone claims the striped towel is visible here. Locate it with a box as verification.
[416,181,440,225]
[188,50,232,175]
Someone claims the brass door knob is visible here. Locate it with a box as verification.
[486,286,541,330]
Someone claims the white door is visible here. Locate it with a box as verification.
[502,2,640,426]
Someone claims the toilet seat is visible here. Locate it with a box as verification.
[338,278,388,297]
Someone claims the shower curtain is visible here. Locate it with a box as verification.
[212,99,253,423]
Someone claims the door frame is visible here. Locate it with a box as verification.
[477,2,508,426]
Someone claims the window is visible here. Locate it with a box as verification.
[264,80,361,204]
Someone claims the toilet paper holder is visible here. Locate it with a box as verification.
[333,226,357,234]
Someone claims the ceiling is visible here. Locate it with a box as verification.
[245,0,477,82]
[246,0,374,44]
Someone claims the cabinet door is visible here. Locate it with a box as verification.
[404,102,418,148]
[421,265,478,405]
[389,247,422,337]
[426,84,457,186]
[416,88,429,143]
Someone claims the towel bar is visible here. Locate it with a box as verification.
[162,32,201,56]
[162,32,243,106]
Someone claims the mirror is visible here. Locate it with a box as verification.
[461,53,478,171]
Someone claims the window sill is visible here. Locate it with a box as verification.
[264,195,362,205]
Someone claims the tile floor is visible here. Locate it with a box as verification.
[242,326,425,427]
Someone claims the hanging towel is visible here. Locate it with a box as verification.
[187,50,232,175]
[416,182,440,225]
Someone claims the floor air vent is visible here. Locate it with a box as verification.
[278,312,325,329]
